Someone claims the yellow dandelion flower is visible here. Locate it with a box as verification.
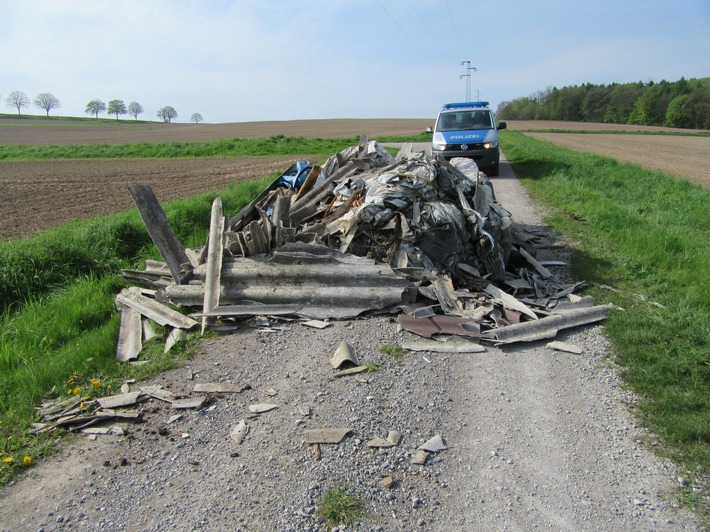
[3,457,12,464]
[23,456,32,465]
[72,387,81,395]
[91,379,101,387]
[79,402,84,409]
[107,385,112,390]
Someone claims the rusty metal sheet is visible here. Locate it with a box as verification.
[398,313,481,338]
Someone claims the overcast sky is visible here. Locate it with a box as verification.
[2,0,708,123]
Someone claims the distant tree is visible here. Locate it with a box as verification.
[191,113,203,124]
[34,93,61,116]
[108,99,127,120]
[665,94,690,128]
[85,99,107,118]
[6,91,31,115]
[127,101,144,121]
[157,106,177,123]
[684,86,710,129]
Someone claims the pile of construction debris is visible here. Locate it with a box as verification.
[115,138,611,361]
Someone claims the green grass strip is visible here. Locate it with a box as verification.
[0,172,277,481]
[0,134,431,161]
[501,129,709,513]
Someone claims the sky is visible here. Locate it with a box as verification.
[1,0,708,124]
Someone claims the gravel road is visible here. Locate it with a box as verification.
[0,152,700,531]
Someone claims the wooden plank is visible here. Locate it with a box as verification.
[128,184,191,284]
[115,289,198,329]
[116,306,142,362]
[202,198,225,334]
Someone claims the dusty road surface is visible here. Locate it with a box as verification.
[0,154,699,531]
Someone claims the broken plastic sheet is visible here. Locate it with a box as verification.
[274,160,312,191]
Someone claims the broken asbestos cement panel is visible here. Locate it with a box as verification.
[304,428,352,444]
[202,197,224,334]
[484,284,538,321]
[547,341,583,354]
[402,337,486,353]
[166,243,413,320]
[116,306,142,361]
[97,391,142,409]
[418,434,447,452]
[484,304,613,344]
[116,290,198,330]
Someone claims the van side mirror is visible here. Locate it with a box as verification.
[497,122,507,130]
[426,126,433,133]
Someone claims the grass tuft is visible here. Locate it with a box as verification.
[379,344,405,359]
[317,488,366,527]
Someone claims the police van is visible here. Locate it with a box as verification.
[431,101,506,176]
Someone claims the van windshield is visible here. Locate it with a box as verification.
[436,110,492,132]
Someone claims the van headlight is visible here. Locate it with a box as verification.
[433,142,446,150]
[483,141,498,149]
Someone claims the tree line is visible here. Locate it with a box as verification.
[496,77,710,129]
[3,90,204,123]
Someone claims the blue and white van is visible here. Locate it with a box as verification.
[431,101,507,176]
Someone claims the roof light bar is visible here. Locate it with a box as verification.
[442,101,489,109]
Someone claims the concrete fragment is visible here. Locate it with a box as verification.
[381,476,395,488]
[387,430,402,445]
[304,428,351,444]
[418,434,447,453]
[366,437,396,448]
[547,341,583,354]
[193,383,251,394]
[248,403,278,414]
[230,420,249,444]
[171,397,206,409]
[411,449,428,465]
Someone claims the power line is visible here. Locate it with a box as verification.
[376,0,439,71]
[446,0,465,57]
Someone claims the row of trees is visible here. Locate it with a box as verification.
[496,77,710,129]
[3,90,204,123]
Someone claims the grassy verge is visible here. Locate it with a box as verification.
[0,133,430,161]
[0,173,276,482]
[501,130,710,516]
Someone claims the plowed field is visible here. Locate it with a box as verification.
[1,118,706,241]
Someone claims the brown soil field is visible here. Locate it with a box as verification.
[1,119,706,242]
[0,157,296,241]
[505,120,710,188]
